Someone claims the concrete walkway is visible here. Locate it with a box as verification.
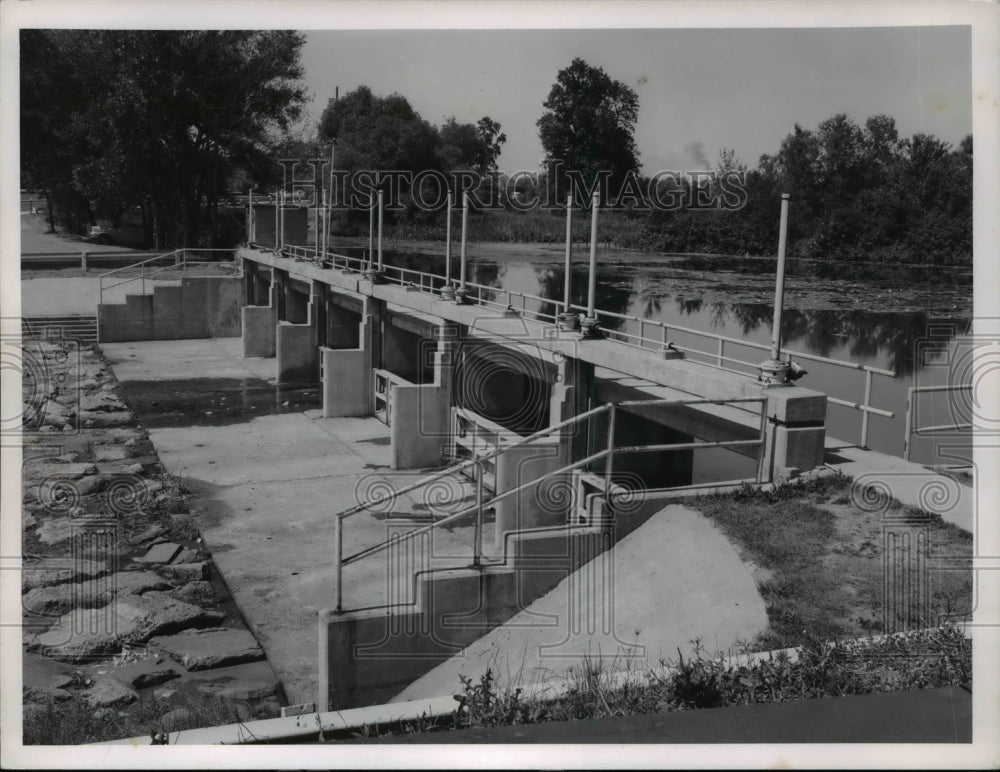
[824,436,974,532]
[392,504,768,702]
[103,338,487,707]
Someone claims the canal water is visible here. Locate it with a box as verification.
[327,240,973,469]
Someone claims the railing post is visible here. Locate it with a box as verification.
[903,387,914,461]
[760,193,791,384]
[580,191,601,338]
[603,403,616,510]
[473,462,484,567]
[333,515,343,612]
[368,197,374,270]
[81,251,88,272]
[377,189,384,272]
[441,192,455,300]
[860,369,874,449]
[559,193,579,330]
[455,192,469,303]
[141,262,146,295]
[274,190,280,250]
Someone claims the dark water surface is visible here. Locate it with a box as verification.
[328,241,972,467]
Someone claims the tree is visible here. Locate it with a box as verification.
[536,58,640,197]
[21,30,306,247]
[475,117,507,172]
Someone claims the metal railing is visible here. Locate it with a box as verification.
[272,241,896,449]
[330,396,768,612]
[903,384,973,461]
[566,303,896,449]
[98,248,238,303]
[372,368,414,426]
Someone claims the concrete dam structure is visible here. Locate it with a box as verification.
[96,236,828,711]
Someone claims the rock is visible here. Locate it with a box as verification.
[170,547,200,564]
[28,462,97,480]
[94,445,127,462]
[150,629,264,671]
[156,562,209,582]
[75,474,111,497]
[28,592,224,661]
[22,559,109,592]
[158,707,196,732]
[80,393,128,413]
[35,517,84,546]
[50,453,81,464]
[131,669,181,690]
[126,463,144,474]
[78,410,135,427]
[84,676,138,707]
[123,438,139,448]
[186,661,279,700]
[23,652,77,699]
[127,523,167,546]
[167,581,217,608]
[23,509,38,529]
[134,542,182,564]
[22,570,171,616]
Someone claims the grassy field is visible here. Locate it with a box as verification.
[691,473,973,649]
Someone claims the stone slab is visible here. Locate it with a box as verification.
[135,542,183,564]
[150,628,265,671]
[29,592,224,661]
[22,570,171,616]
[184,660,280,700]
[22,559,109,592]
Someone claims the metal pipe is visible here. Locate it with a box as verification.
[274,190,280,249]
[586,191,600,319]
[473,464,484,567]
[460,191,469,291]
[903,388,914,461]
[563,193,573,313]
[603,403,616,505]
[248,188,253,245]
[333,515,343,612]
[377,189,384,271]
[770,193,790,361]
[368,197,374,271]
[860,369,874,448]
[445,192,452,286]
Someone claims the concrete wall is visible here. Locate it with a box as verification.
[243,282,277,358]
[390,384,450,469]
[318,525,612,710]
[322,309,379,417]
[276,320,319,383]
[98,276,241,343]
[493,441,566,540]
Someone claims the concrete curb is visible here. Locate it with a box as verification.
[93,625,967,745]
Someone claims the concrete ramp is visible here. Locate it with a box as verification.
[391,504,768,702]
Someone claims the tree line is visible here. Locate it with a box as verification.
[22,35,971,265]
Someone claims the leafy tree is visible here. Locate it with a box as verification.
[21,30,306,247]
[536,57,640,197]
[475,117,507,172]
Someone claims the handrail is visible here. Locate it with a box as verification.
[332,401,611,523]
[278,242,897,448]
[903,384,973,461]
[98,248,238,303]
[332,396,768,612]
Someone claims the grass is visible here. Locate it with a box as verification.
[22,689,272,745]
[347,626,970,739]
[688,473,973,649]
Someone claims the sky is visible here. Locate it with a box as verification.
[298,26,971,174]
